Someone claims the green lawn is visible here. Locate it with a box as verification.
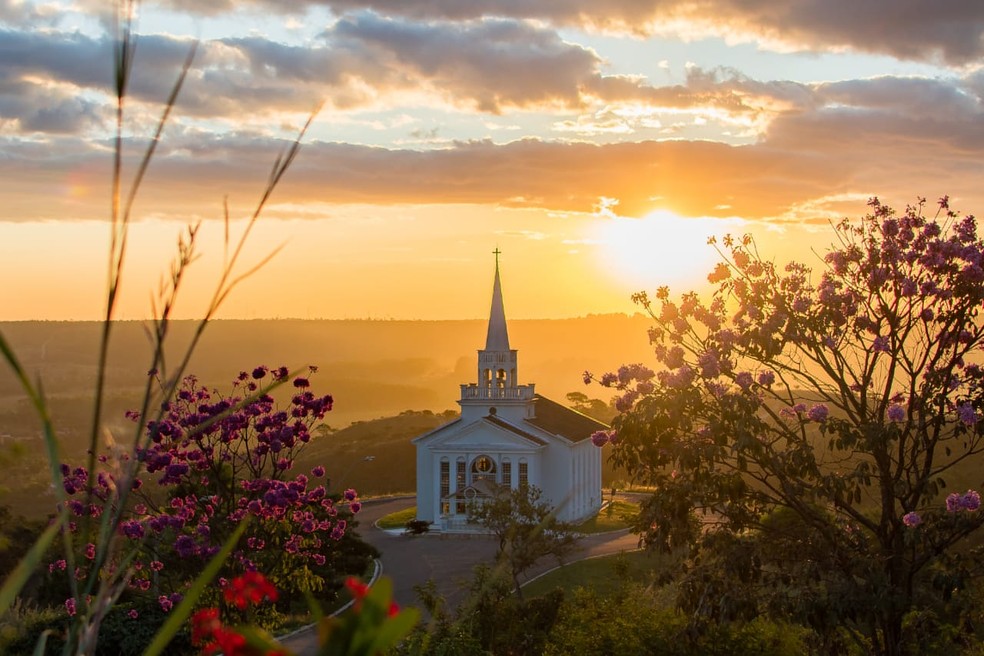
[377,506,418,529]
[574,500,637,534]
[522,549,672,599]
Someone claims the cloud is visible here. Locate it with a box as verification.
[325,13,603,113]
[0,18,651,127]
[141,0,984,65]
[2,85,981,224]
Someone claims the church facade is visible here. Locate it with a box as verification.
[413,258,606,532]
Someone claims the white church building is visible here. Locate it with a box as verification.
[413,256,605,532]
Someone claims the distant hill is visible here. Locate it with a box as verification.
[292,410,455,497]
[0,316,654,432]
[0,317,646,515]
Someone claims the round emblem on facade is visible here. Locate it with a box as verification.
[474,456,493,473]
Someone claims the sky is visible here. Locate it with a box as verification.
[1,0,982,321]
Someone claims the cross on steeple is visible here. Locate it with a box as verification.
[493,247,501,268]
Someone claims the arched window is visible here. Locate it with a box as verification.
[440,458,450,497]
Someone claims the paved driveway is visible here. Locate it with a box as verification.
[281,497,640,655]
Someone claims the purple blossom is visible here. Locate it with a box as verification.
[872,336,890,353]
[158,595,173,612]
[590,430,611,447]
[65,598,77,617]
[697,350,721,378]
[757,371,775,387]
[957,403,979,426]
[174,535,198,558]
[735,372,753,390]
[949,490,982,512]
[807,404,829,422]
[902,512,922,528]
[887,405,906,422]
[663,346,685,370]
[343,488,358,502]
[614,390,639,412]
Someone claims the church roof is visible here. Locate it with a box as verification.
[484,415,548,445]
[526,394,609,443]
[484,258,510,352]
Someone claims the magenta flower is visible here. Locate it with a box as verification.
[902,511,922,528]
[65,598,77,617]
[311,465,326,478]
[128,609,139,619]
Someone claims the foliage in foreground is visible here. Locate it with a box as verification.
[590,197,984,655]
[468,485,580,599]
[0,0,366,652]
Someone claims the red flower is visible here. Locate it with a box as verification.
[211,627,247,655]
[345,576,370,610]
[191,607,221,646]
[223,571,279,610]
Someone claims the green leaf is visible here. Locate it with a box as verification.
[0,515,64,616]
[236,625,296,655]
[31,629,52,656]
[367,608,420,654]
[142,517,250,656]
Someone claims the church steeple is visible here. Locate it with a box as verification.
[485,249,510,352]
[458,251,534,418]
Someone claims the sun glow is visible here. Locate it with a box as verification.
[593,210,738,291]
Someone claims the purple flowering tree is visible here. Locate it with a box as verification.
[590,198,984,655]
[56,366,368,624]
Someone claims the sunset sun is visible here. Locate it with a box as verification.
[593,210,734,291]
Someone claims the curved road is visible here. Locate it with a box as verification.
[282,497,640,655]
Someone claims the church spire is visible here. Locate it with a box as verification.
[485,248,510,351]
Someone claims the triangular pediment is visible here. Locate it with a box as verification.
[423,417,546,451]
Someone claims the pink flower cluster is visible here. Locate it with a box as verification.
[53,366,355,610]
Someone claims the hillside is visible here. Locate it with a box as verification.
[0,317,644,516]
[0,316,653,432]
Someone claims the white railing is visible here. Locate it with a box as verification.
[460,384,534,400]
